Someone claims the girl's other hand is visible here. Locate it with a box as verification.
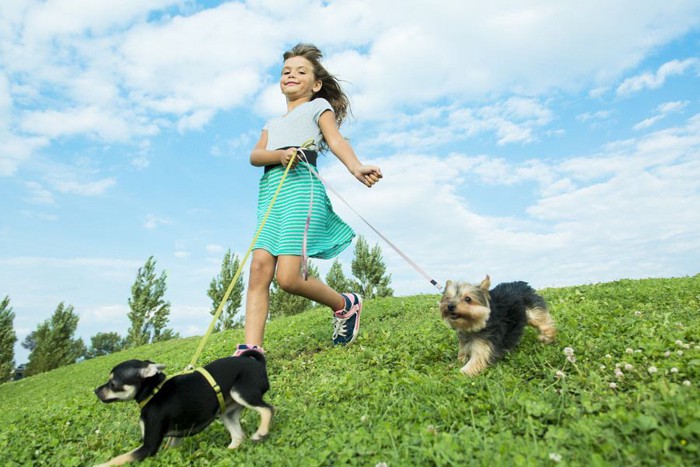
[353,165,383,187]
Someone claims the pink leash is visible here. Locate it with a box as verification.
[296,148,443,292]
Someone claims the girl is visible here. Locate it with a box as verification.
[234,43,382,356]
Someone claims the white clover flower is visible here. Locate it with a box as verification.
[675,339,683,346]
[615,363,622,369]
[549,452,562,462]
[671,367,679,373]
[682,380,691,386]
[564,347,575,357]
[664,351,672,357]
[599,364,606,370]
[375,463,389,467]
[635,349,642,353]
[567,355,576,363]
[625,348,634,354]
[615,370,624,379]
[605,354,612,359]
[609,382,617,389]
[634,311,642,316]
[555,370,565,379]
[677,350,684,356]
[624,364,633,371]
[648,366,658,374]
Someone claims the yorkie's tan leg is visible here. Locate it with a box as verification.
[460,339,493,377]
[457,333,469,363]
[526,306,557,344]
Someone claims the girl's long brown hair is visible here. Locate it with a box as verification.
[283,43,350,127]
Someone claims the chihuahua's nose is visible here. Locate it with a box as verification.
[447,303,456,312]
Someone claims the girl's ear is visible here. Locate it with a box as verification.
[313,80,322,93]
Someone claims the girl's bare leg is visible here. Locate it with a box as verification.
[275,255,345,310]
[244,249,277,346]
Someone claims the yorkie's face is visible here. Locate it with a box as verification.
[440,276,492,333]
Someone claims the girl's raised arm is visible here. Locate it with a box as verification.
[318,111,382,187]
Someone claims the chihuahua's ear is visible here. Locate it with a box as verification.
[140,363,166,378]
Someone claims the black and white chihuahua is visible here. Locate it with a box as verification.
[94,351,272,465]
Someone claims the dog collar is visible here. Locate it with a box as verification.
[194,367,227,414]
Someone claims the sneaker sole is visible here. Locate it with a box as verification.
[347,294,362,345]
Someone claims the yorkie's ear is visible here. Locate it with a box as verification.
[480,275,491,291]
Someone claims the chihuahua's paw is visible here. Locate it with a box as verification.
[227,436,244,449]
[250,432,269,442]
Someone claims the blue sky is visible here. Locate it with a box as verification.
[2,0,699,365]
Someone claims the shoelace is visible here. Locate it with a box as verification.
[332,316,348,339]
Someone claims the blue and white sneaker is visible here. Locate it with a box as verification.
[332,293,362,345]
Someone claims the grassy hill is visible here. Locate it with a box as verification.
[1,276,698,466]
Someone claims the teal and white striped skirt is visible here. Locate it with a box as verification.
[253,163,354,259]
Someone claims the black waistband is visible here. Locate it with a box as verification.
[264,148,317,173]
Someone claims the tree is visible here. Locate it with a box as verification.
[326,259,352,293]
[207,249,245,331]
[85,332,126,359]
[24,302,86,376]
[351,236,394,299]
[126,256,177,347]
[0,296,17,383]
[269,262,319,319]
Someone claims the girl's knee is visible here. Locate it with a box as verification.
[249,255,275,282]
[276,270,301,294]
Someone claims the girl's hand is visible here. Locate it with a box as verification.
[280,148,299,168]
[353,165,383,187]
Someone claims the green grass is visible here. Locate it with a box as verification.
[1,276,698,466]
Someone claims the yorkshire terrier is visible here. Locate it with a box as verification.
[440,275,556,376]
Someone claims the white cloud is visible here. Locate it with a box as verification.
[364,97,554,150]
[2,0,699,173]
[658,100,689,114]
[23,181,55,205]
[53,177,116,196]
[20,106,142,142]
[616,58,700,96]
[577,110,614,123]
[633,99,691,131]
[206,244,225,254]
[321,113,700,291]
[0,133,49,176]
[143,214,172,230]
[634,115,665,131]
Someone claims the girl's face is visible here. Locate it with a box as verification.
[280,56,322,102]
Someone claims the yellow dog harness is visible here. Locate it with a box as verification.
[138,367,226,414]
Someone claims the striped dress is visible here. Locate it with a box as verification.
[253,98,355,258]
